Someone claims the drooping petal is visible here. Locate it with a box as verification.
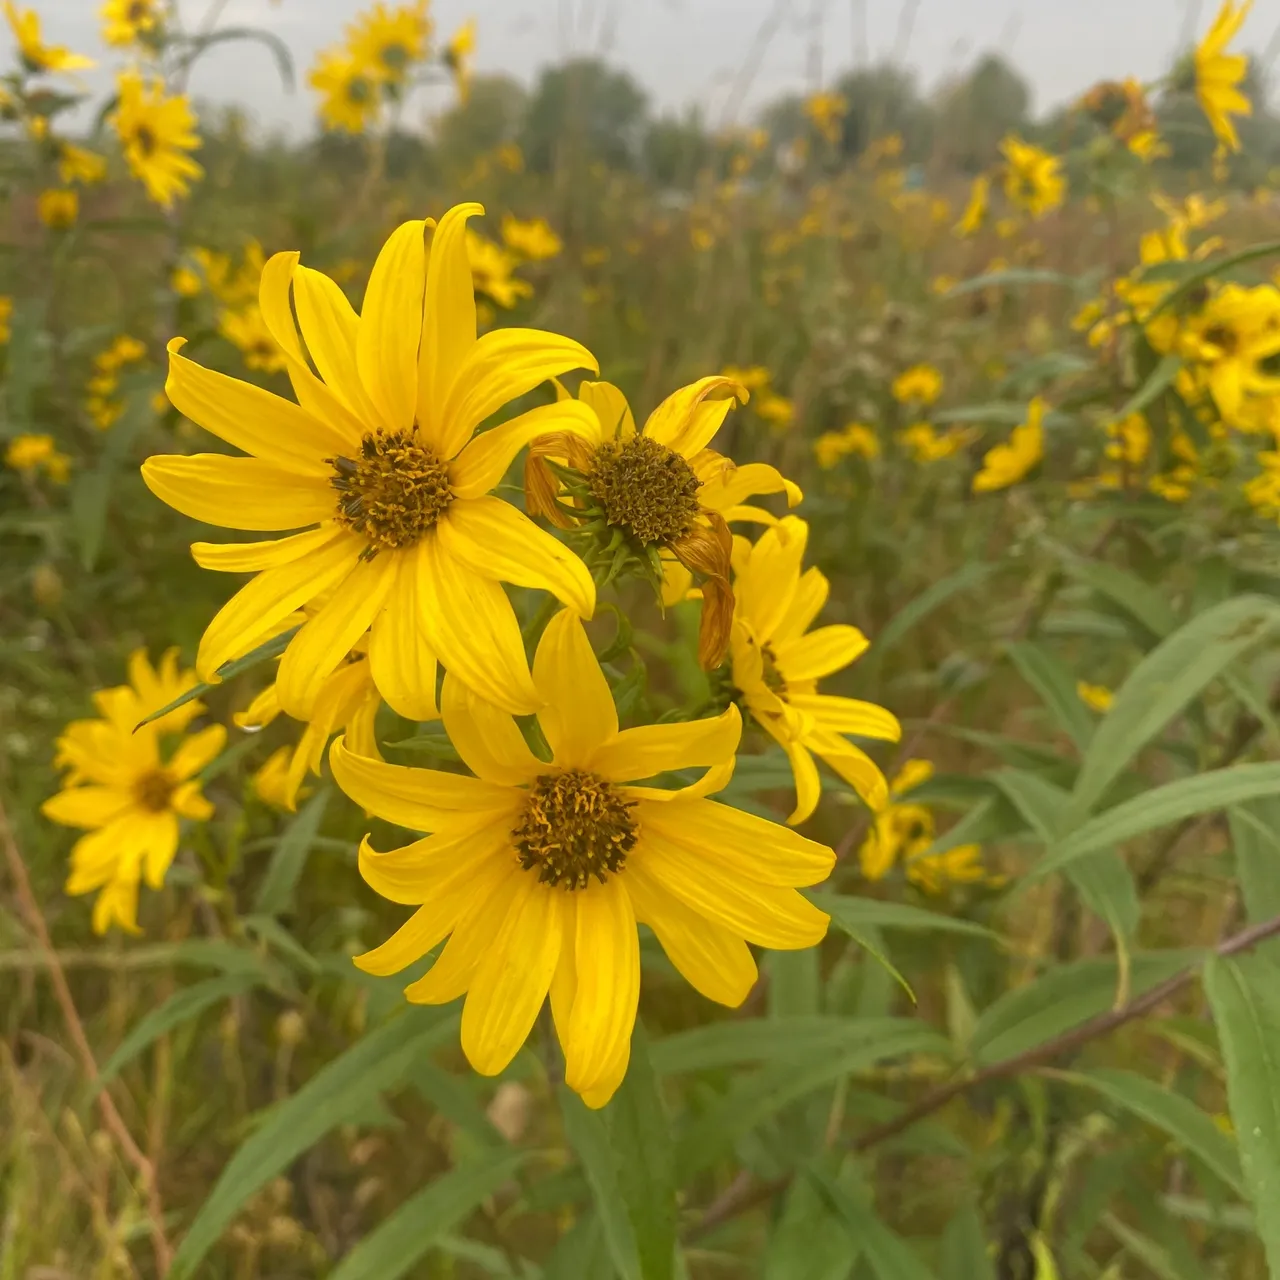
[783,739,821,825]
[418,532,541,715]
[440,328,599,457]
[532,609,617,767]
[698,460,804,512]
[357,814,513,905]
[625,862,758,1006]
[167,724,227,780]
[191,526,340,573]
[196,534,362,681]
[437,495,595,617]
[639,796,835,886]
[292,263,382,427]
[142,455,336,532]
[357,219,426,433]
[448,401,601,499]
[634,828,830,949]
[275,552,395,719]
[588,705,740,783]
[773,624,870,683]
[42,785,132,829]
[417,203,482,451]
[562,878,638,1107]
[807,730,890,811]
[787,694,901,741]
[622,757,735,804]
[367,540,440,721]
[330,734,515,831]
[138,811,181,889]
[66,818,135,893]
[772,566,830,644]
[440,672,544,786]
[164,339,347,470]
[643,376,746,459]
[734,515,807,644]
[461,876,563,1077]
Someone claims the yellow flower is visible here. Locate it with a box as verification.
[37,187,77,228]
[896,422,973,463]
[729,516,900,823]
[955,175,989,237]
[859,760,935,881]
[804,90,847,144]
[973,396,1045,493]
[346,1,431,86]
[110,70,203,208]
[443,18,476,102]
[1195,1,1252,152]
[501,214,562,262]
[4,2,94,72]
[467,229,532,308]
[496,142,524,172]
[1105,413,1151,467]
[907,843,994,895]
[218,303,287,374]
[815,422,879,469]
[756,390,795,429]
[720,364,772,393]
[171,264,202,297]
[330,608,834,1107]
[1181,283,1280,425]
[43,651,224,934]
[142,203,599,725]
[6,432,70,482]
[193,240,265,305]
[100,0,161,47]
[1077,681,1114,713]
[58,142,107,186]
[309,48,381,133]
[999,136,1066,219]
[526,376,801,669]
[891,363,943,406]
[252,746,307,810]
[236,637,380,813]
[0,295,12,343]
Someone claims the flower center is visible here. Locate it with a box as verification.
[760,642,788,695]
[586,436,701,546]
[513,769,638,890]
[135,123,157,156]
[133,769,175,813]
[329,430,453,551]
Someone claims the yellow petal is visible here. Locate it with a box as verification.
[437,495,595,617]
[634,828,830,949]
[440,672,543,786]
[773,624,870,683]
[440,328,599,456]
[643,376,746,458]
[137,811,180,889]
[357,814,513,905]
[448,401,601,500]
[578,380,635,440]
[66,819,133,892]
[91,875,142,936]
[639,796,835,886]
[367,541,440,721]
[404,869,521,1004]
[461,876,563,1076]
[532,609,616,766]
[622,757,736,804]
[195,534,361,680]
[142,455,336,532]
[419,532,541,715]
[275,552,395,718]
[42,785,131,829]
[625,862,757,1006]
[698,461,803,512]
[191,526,340,573]
[330,734,514,831]
[787,694,901,741]
[550,893,578,1047]
[588,705,740,783]
[293,264,382,426]
[772,567,830,644]
[167,724,227,780]
[807,730,890,811]
[563,878,638,1107]
[164,338,347,471]
[418,203,482,451]
[357,219,426,433]
[783,739,821,825]
[735,515,807,642]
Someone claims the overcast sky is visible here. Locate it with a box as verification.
[32,0,1280,137]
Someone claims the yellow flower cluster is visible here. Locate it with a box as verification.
[85,334,147,430]
[6,431,70,481]
[721,364,794,429]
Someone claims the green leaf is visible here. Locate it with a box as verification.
[169,1007,457,1279]
[1203,952,1280,1277]
[817,911,914,1001]
[1144,239,1280,320]
[763,1169,860,1280]
[92,974,257,1093]
[1110,352,1183,423]
[813,893,998,940]
[542,1213,612,1280]
[134,626,300,729]
[806,1163,933,1280]
[940,1206,995,1280]
[1229,802,1280,928]
[1056,554,1177,642]
[408,1062,504,1148]
[943,268,1081,296]
[1055,1067,1243,1194]
[608,1024,675,1280]
[1036,763,1280,881]
[327,1149,527,1280]
[863,561,996,673]
[970,951,1191,1064]
[174,25,296,90]
[1068,596,1280,817]
[559,1086,642,1280]
[253,789,330,916]
[1007,641,1095,752]
[651,1016,950,1076]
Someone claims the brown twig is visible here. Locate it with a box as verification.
[0,796,173,1275]
[684,909,1280,1242]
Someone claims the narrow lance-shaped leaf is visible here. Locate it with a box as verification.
[254,788,331,916]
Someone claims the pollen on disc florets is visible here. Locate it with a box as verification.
[513,769,638,890]
[330,430,453,551]
[586,435,701,546]
[133,769,175,813]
